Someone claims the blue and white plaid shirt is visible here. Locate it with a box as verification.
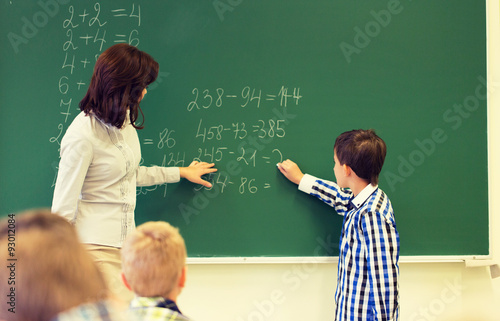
[299,174,400,321]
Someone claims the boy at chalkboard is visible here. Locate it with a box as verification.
[121,221,191,321]
[277,129,399,321]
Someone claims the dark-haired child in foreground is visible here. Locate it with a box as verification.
[277,129,399,321]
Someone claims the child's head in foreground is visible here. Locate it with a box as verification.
[334,129,387,186]
[0,209,107,321]
[121,221,187,299]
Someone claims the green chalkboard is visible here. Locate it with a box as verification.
[0,0,488,258]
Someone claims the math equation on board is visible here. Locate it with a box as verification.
[137,85,302,197]
[49,2,142,186]
[47,2,303,197]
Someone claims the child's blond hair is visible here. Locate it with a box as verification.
[121,221,187,297]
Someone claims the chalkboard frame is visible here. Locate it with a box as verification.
[0,0,489,261]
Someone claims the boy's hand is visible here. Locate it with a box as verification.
[179,161,217,188]
[277,159,304,185]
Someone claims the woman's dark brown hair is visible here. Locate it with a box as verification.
[79,43,159,129]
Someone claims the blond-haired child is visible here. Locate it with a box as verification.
[121,221,190,321]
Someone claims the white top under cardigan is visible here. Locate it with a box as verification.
[52,112,180,247]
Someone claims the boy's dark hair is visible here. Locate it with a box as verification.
[79,43,159,129]
[334,129,387,185]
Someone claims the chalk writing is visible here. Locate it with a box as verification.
[50,2,143,185]
[48,4,301,197]
[187,86,302,111]
[141,82,301,197]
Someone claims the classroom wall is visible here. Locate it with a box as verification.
[178,1,500,320]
